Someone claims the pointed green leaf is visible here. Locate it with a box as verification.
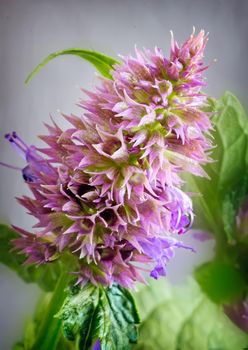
[99,284,140,349]
[25,49,120,83]
[58,283,140,350]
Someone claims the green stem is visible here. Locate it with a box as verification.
[32,268,72,350]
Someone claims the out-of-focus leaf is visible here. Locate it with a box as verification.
[0,223,62,291]
[214,93,248,189]
[32,270,74,350]
[133,279,173,319]
[58,283,140,350]
[12,343,24,350]
[133,278,248,350]
[184,92,248,239]
[194,261,246,304]
[12,293,52,350]
[12,283,75,350]
[184,93,248,306]
[133,279,202,350]
[222,175,248,243]
[25,48,120,83]
[176,297,248,350]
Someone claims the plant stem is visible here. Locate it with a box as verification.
[32,267,72,350]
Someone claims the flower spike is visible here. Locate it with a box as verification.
[2,30,213,288]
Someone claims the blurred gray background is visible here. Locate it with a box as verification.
[0,0,247,348]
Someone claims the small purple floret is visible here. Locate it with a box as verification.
[3,132,54,183]
[92,339,101,350]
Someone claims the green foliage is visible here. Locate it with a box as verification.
[0,223,23,267]
[58,283,140,350]
[184,92,248,303]
[195,262,246,304]
[0,223,62,291]
[185,92,248,237]
[213,93,248,189]
[222,176,248,243]
[25,48,119,83]
[1,226,139,350]
[133,278,248,350]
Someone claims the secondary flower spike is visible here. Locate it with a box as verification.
[2,29,212,288]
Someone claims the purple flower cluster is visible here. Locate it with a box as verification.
[2,30,212,288]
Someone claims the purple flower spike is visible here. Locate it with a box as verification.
[2,30,213,288]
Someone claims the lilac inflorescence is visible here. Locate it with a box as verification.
[3,30,212,288]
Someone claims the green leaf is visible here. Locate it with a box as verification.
[0,224,23,266]
[133,278,248,350]
[222,175,248,243]
[183,93,248,305]
[0,223,62,291]
[213,93,248,188]
[133,279,202,350]
[59,283,99,345]
[25,48,120,83]
[12,343,25,350]
[184,92,248,239]
[99,284,140,349]
[58,283,140,350]
[176,298,248,350]
[133,280,173,320]
[195,261,246,304]
[12,293,51,350]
